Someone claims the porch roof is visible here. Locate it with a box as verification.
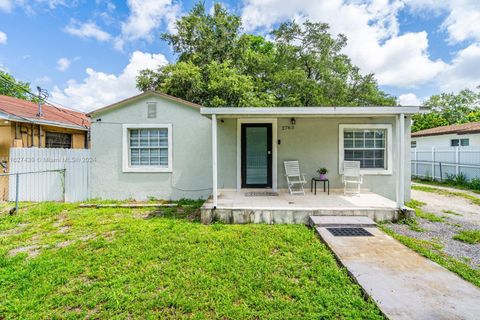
[200,106,422,118]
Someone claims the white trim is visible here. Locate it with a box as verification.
[202,106,420,116]
[236,118,278,191]
[338,124,393,175]
[122,123,173,173]
[212,114,218,207]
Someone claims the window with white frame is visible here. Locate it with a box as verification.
[122,124,172,172]
[339,124,392,174]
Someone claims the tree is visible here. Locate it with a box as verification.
[412,89,480,132]
[137,2,395,107]
[0,71,36,101]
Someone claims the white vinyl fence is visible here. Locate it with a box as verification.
[411,147,480,181]
[8,148,91,202]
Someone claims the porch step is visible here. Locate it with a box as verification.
[309,216,376,228]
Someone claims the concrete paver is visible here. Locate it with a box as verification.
[316,226,480,320]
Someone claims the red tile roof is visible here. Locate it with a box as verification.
[412,122,480,137]
[0,95,90,129]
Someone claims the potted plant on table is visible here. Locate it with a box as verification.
[316,167,328,180]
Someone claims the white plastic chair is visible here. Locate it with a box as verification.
[284,161,307,195]
[342,161,363,195]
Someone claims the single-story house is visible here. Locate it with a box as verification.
[411,122,480,148]
[0,94,90,200]
[89,91,419,222]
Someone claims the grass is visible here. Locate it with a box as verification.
[405,200,445,224]
[412,178,480,194]
[412,185,480,206]
[380,225,480,287]
[441,210,462,216]
[0,202,383,319]
[453,230,480,244]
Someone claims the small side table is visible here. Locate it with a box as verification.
[311,178,329,195]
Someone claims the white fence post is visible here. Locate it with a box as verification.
[455,147,460,176]
[414,148,418,176]
[431,147,435,179]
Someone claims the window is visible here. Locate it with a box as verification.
[339,124,392,175]
[122,124,172,172]
[411,141,417,148]
[45,132,72,148]
[451,138,469,147]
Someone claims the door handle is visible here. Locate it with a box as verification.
[267,151,271,155]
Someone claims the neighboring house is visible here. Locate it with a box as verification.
[89,91,418,211]
[411,122,480,149]
[0,94,90,200]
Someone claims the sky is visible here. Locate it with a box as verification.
[1,0,480,112]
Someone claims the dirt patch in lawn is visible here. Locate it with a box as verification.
[8,245,46,258]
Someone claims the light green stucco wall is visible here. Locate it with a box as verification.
[91,96,411,203]
[90,95,212,200]
[216,116,411,201]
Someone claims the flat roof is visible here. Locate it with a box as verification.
[200,106,422,117]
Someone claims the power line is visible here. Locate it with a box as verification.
[0,74,89,127]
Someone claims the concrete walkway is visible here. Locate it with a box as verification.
[312,217,480,320]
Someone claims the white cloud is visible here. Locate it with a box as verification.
[65,20,111,41]
[0,0,12,13]
[0,31,6,44]
[405,0,480,43]
[398,93,422,106]
[120,0,180,42]
[35,75,52,84]
[51,51,168,112]
[56,57,71,71]
[437,44,480,92]
[241,0,447,88]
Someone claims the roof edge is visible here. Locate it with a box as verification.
[88,91,203,117]
[200,106,421,116]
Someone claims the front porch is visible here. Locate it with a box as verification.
[201,189,410,224]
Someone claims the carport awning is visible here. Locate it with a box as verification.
[200,106,422,118]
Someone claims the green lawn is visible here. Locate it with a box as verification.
[0,202,383,319]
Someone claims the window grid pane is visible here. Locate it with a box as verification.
[344,129,386,169]
[129,128,169,167]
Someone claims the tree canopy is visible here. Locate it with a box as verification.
[412,89,480,132]
[0,71,37,101]
[136,2,396,107]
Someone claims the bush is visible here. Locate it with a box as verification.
[468,178,480,191]
[445,173,468,186]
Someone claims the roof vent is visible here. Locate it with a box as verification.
[147,102,157,119]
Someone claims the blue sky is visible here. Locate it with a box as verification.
[1,0,480,111]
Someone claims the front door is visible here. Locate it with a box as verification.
[241,123,272,188]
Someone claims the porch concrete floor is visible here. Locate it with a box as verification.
[203,189,397,210]
[315,226,480,320]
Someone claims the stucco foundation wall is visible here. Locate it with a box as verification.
[217,116,412,202]
[90,96,212,200]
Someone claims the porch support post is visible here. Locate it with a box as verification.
[212,114,218,208]
[398,114,405,207]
